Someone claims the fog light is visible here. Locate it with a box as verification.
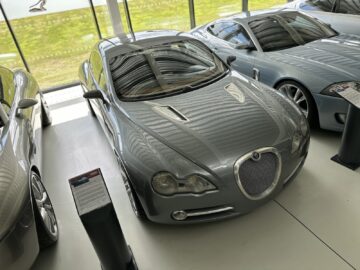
[172,210,188,221]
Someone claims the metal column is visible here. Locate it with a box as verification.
[88,0,102,39]
[105,0,130,43]
[188,0,196,29]
[242,0,248,12]
[123,0,135,41]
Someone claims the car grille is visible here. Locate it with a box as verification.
[235,148,281,200]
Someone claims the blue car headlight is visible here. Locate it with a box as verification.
[152,172,217,196]
[321,82,360,97]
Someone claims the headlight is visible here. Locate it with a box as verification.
[321,82,360,97]
[152,172,217,196]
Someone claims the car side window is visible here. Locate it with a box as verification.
[90,51,109,94]
[208,22,251,46]
[98,71,109,94]
[337,0,360,14]
[0,68,15,115]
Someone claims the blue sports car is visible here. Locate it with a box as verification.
[191,10,360,131]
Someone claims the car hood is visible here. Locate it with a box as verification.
[118,73,300,169]
[267,34,360,82]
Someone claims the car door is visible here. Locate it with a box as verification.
[205,21,256,78]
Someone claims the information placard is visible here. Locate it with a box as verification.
[69,169,111,216]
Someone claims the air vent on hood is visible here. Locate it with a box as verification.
[225,83,245,103]
[153,105,189,122]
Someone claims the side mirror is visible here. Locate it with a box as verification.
[16,98,38,116]
[18,98,38,109]
[16,98,38,117]
[83,90,104,101]
[227,56,236,66]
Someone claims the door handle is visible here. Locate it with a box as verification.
[253,68,260,81]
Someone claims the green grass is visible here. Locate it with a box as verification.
[0,0,285,89]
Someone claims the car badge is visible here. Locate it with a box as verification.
[251,151,261,161]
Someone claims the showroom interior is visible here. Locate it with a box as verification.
[0,0,360,269]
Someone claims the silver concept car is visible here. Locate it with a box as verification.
[278,0,360,35]
[191,10,360,131]
[0,66,58,270]
[79,31,309,224]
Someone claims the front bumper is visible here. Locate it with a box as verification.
[137,139,309,224]
[313,93,349,132]
[0,201,39,270]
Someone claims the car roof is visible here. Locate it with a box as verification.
[97,30,194,54]
[212,9,296,24]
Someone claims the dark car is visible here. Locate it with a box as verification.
[0,66,58,270]
[79,31,309,224]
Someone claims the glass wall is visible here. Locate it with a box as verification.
[1,0,99,89]
[0,0,293,90]
[249,0,287,11]
[127,0,190,32]
[0,11,24,70]
[195,0,242,25]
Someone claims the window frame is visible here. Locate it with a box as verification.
[89,50,110,95]
[207,20,260,51]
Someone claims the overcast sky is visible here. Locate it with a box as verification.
[0,0,116,20]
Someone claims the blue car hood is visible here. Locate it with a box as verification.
[267,34,360,82]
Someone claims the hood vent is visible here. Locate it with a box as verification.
[225,83,245,103]
[153,105,189,122]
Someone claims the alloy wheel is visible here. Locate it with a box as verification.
[278,84,309,118]
[31,173,58,238]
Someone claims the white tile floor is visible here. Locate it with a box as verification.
[32,86,360,270]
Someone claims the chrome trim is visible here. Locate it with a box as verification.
[234,147,282,201]
[172,206,234,221]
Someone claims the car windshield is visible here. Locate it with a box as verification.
[109,39,228,100]
[248,12,337,52]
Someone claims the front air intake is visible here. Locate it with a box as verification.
[234,147,281,200]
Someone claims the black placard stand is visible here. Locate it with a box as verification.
[331,86,360,170]
[69,169,138,270]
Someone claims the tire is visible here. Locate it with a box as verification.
[276,81,319,128]
[31,172,59,249]
[41,101,52,127]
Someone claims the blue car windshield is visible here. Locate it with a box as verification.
[109,39,228,100]
[249,12,337,52]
